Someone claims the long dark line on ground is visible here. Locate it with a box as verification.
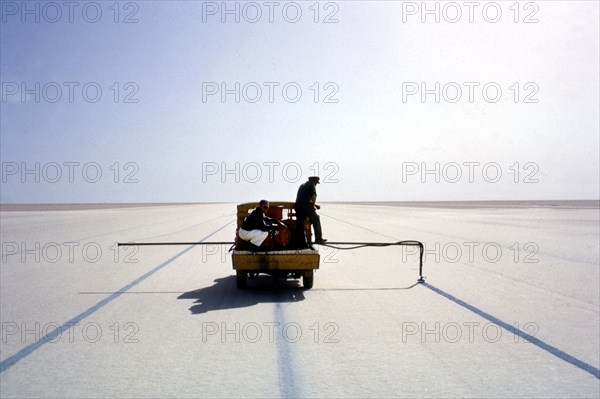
[274,299,302,398]
[423,283,600,379]
[0,221,233,374]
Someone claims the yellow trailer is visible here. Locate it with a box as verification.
[232,202,320,289]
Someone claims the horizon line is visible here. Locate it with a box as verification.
[1,199,599,212]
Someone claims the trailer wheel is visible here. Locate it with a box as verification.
[236,271,247,289]
[303,270,314,289]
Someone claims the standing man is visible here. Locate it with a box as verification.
[238,200,284,250]
[294,176,327,246]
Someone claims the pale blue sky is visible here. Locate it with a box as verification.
[1,1,598,203]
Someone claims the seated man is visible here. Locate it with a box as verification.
[238,200,285,250]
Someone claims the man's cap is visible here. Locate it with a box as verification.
[308,176,320,184]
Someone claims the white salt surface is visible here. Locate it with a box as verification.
[1,203,598,398]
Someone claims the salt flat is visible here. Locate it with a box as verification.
[1,203,598,398]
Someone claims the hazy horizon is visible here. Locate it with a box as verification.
[1,199,598,212]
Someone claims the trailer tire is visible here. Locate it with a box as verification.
[303,270,314,289]
[236,271,247,289]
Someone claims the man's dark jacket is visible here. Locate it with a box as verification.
[241,207,277,231]
[294,181,316,213]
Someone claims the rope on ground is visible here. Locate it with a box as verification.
[321,241,423,250]
[322,241,425,283]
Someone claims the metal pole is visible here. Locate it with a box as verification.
[117,242,234,246]
[117,240,425,283]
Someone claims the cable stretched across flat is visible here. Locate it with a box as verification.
[117,240,426,283]
[322,241,422,249]
[322,241,425,283]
